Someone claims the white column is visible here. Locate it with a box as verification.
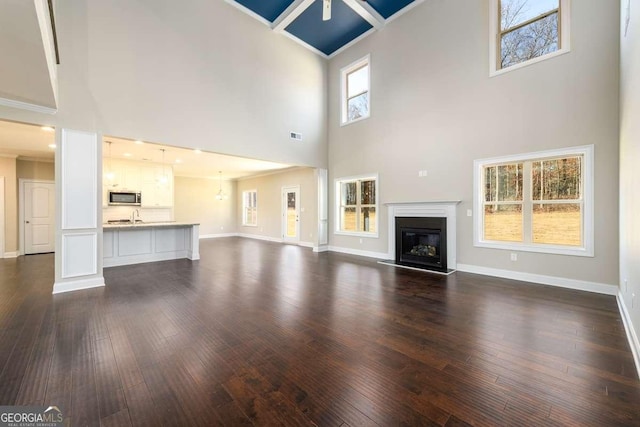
[53,128,104,294]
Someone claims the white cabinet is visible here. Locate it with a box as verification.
[140,165,173,208]
[102,160,173,208]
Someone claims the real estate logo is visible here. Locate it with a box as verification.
[0,406,63,427]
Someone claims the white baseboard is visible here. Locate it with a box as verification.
[456,263,617,296]
[298,241,314,248]
[53,276,105,294]
[237,233,283,243]
[617,292,640,379]
[199,233,237,239]
[314,245,329,253]
[327,245,389,260]
[3,251,18,259]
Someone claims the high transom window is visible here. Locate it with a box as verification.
[490,0,570,75]
[340,55,370,125]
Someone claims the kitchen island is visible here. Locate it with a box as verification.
[103,222,200,267]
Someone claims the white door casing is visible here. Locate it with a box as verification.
[24,181,55,254]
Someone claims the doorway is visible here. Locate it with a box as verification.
[282,186,300,243]
[20,180,55,254]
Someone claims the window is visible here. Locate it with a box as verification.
[490,0,570,76]
[335,175,378,236]
[242,190,257,226]
[340,55,370,125]
[474,145,593,256]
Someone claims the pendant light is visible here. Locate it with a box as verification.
[105,141,115,183]
[158,149,168,185]
[215,171,227,200]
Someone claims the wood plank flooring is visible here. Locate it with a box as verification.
[0,237,638,426]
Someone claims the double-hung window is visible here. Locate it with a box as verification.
[242,190,257,226]
[340,55,370,125]
[490,0,570,75]
[474,145,593,256]
[335,175,378,236]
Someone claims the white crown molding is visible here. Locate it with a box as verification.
[280,31,329,59]
[224,0,271,26]
[0,97,57,114]
[17,156,54,163]
[328,27,377,59]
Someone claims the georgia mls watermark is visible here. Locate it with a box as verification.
[0,406,63,427]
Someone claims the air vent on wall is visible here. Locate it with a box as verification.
[290,132,302,141]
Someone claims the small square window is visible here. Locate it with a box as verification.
[340,55,370,125]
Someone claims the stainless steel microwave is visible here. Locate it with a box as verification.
[108,190,141,206]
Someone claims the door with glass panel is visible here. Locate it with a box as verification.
[282,186,300,243]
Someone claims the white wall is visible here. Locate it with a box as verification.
[0,0,328,168]
[174,176,236,237]
[327,0,620,287]
[236,168,317,246]
[619,0,640,356]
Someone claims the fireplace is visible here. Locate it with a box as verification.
[395,217,447,272]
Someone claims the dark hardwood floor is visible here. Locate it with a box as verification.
[0,237,639,426]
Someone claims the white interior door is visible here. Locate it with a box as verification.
[24,182,55,254]
[282,186,300,243]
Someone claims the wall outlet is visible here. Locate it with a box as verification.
[309,232,313,238]
[625,279,628,292]
[510,253,518,261]
[467,209,472,217]
[220,226,224,230]
[418,170,428,177]
[359,238,363,244]
[633,293,636,309]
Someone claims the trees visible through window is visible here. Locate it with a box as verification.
[341,55,370,125]
[242,190,257,226]
[336,176,377,235]
[475,146,593,256]
[490,0,570,75]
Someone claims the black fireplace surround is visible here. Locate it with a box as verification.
[395,217,447,272]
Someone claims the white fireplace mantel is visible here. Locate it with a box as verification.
[386,201,461,269]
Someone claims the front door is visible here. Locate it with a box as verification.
[282,186,300,243]
[24,181,55,254]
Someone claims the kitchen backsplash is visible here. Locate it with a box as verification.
[103,206,173,223]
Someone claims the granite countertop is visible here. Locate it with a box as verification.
[103,221,200,230]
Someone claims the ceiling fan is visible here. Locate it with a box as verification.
[323,0,367,21]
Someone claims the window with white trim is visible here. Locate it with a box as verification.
[340,55,370,125]
[474,145,593,256]
[335,175,378,236]
[490,0,570,75]
[242,190,257,226]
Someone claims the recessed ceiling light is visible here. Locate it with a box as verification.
[123,153,132,157]
[194,149,202,154]
[48,143,56,149]
[41,126,55,132]
[175,159,182,163]
[134,140,143,145]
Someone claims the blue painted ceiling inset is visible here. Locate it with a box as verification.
[366,0,415,19]
[235,0,295,22]
[285,0,372,56]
